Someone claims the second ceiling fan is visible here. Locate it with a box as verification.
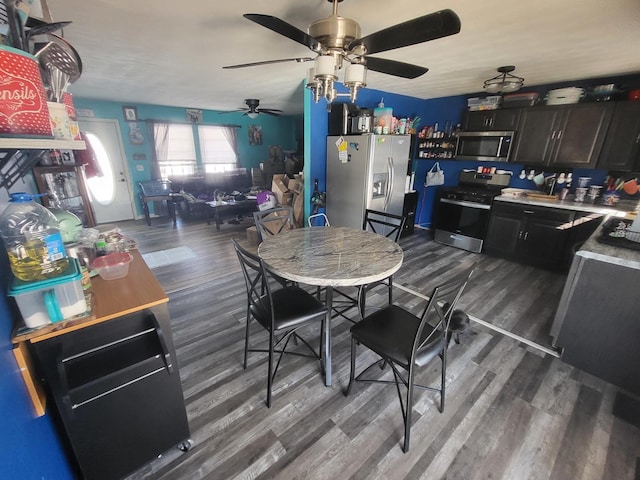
[223,0,461,103]
[221,99,283,118]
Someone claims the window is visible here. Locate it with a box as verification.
[153,123,197,179]
[198,125,238,173]
[152,123,238,179]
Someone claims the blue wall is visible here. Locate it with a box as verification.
[72,98,301,216]
[0,252,75,479]
[306,72,640,228]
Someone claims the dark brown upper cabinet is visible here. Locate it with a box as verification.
[511,103,613,167]
[463,109,521,131]
[597,101,640,171]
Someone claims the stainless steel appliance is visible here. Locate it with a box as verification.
[455,131,515,162]
[434,171,511,253]
[326,134,411,230]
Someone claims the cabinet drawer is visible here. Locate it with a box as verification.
[492,202,575,224]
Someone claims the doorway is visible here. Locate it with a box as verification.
[79,119,135,223]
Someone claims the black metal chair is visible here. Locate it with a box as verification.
[345,264,476,453]
[139,180,180,227]
[358,209,407,318]
[232,238,328,407]
[252,206,295,241]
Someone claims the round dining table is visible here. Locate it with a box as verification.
[258,226,404,386]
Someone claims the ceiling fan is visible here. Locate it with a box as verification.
[223,0,461,104]
[221,99,283,118]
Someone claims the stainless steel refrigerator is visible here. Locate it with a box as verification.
[326,134,411,229]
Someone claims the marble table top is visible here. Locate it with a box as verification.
[258,226,404,287]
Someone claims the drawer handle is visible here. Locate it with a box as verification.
[523,210,534,214]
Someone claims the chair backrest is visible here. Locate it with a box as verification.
[232,238,274,318]
[139,180,172,197]
[362,209,406,242]
[411,264,476,366]
[307,213,330,227]
[253,206,294,240]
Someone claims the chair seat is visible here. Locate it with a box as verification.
[350,305,444,368]
[250,286,328,331]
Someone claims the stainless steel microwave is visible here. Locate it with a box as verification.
[455,131,515,162]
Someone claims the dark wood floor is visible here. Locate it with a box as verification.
[119,214,640,480]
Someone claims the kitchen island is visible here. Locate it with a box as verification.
[550,214,640,395]
[11,250,191,480]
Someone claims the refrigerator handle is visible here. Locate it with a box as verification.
[386,156,394,211]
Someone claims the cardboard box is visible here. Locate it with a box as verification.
[282,192,294,206]
[290,175,304,196]
[293,193,304,228]
[246,226,260,246]
[271,174,290,206]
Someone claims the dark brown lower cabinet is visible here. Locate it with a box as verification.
[484,201,603,271]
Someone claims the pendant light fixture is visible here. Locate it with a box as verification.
[483,66,524,94]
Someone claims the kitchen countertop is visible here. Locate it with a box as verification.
[578,215,640,269]
[494,194,639,216]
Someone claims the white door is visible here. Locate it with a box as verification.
[78,119,135,223]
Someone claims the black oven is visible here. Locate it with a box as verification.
[435,197,493,253]
[434,171,511,253]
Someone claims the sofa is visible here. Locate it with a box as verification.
[168,169,253,218]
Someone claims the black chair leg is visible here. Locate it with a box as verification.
[345,337,357,396]
[387,275,393,305]
[243,312,251,369]
[267,330,274,408]
[440,348,447,413]
[403,366,415,453]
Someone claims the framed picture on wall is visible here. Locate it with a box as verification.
[248,125,263,145]
[186,108,203,123]
[123,106,138,121]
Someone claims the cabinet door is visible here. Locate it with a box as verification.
[463,109,520,131]
[518,207,574,269]
[484,204,524,255]
[550,103,613,168]
[511,107,561,165]
[597,102,640,171]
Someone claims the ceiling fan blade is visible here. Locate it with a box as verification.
[364,57,428,79]
[351,9,461,55]
[223,57,314,69]
[243,14,320,51]
[258,110,281,117]
[218,108,247,114]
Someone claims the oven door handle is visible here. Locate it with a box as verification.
[440,198,492,210]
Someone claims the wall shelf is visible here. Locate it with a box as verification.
[0,139,87,192]
[0,139,86,150]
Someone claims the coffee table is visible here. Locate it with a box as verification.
[205,199,258,230]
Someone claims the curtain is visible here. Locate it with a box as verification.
[149,121,169,180]
[221,125,239,164]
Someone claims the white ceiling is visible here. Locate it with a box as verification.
[48,0,640,116]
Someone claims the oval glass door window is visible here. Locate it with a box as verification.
[85,132,114,204]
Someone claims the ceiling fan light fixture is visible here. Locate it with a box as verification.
[344,63,366,102]
[247,112,259,119]
[483,66,524,94]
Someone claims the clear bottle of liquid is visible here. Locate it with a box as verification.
[0,192,69,281]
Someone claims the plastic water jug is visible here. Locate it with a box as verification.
[0,192,69,281]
